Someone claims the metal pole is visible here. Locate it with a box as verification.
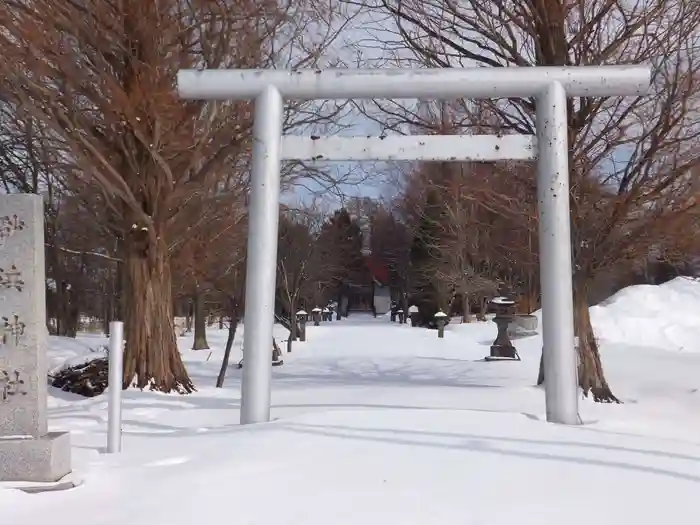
[107,321,124,452]
[240,85,284,425]
[536,82,580,425]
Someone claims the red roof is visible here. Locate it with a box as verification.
[364,255,389,285]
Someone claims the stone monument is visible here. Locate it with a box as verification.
[0,194,71,482]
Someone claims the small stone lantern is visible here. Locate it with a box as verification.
[435,310,447,338]
[397,309,405,323]
[296,310,308,341]
[311,307,322,326]
[488,297,517,360]
[322,307,331,322]
[390,302,398,322]
[408,305,419,326]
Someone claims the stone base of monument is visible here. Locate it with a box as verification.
[1,470,83,493]
[0,431,72,483]
[485,344,520,361]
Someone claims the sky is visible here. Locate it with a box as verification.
[276,2,661,212]
[279,5,415,207]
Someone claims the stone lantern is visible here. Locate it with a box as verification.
[487,297,518,360]
[311,307,322,326]
[296,310,308,341]
[408,305,419,327]
[435,310,447,338]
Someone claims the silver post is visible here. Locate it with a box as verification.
[536,82,580,425]
[240,86,284,425]
[107,321,124,452]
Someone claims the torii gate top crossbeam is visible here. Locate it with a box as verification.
[177,66,650,101]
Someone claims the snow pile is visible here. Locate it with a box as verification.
[591,277,700,352]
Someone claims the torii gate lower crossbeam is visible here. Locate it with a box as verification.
[177,66,651,426]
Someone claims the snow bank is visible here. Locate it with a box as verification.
[47,335,108,375]
[591,277,700,352]
[3,285,699,524]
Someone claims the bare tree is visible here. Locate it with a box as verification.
[277,211,316,351]
[349,0,700,401]
[277,205,345,350]
[0,0,349,392]
[425,164,500,321]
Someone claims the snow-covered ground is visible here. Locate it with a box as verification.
[3,278,700,524]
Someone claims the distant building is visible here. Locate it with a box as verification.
[339,197,393,315]
[338,254,392,315]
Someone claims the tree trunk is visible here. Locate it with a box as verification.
[115,258,124,324]
[286,298,296,353]
[192,287,210,350]
[65,289,79,337]
[476,297,487,321]
[103,265,117,336]
[185,299,193,332]
[216,307,238,388]
[102,277,111,337]
[122,231,194,393]
[573,279,619,403]
[51,249,67,336]
[401,292,409,324]
[537,279,619,403]
[462,293,471,323]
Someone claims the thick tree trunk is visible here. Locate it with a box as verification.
[122,232,194,393]
[216,307,238,388]
[536,279,619,403]
[192,287,210,350]
[574,279,619,403]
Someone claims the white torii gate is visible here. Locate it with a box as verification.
[177,66,650,426]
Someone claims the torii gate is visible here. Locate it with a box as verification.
[177,66,650,426]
